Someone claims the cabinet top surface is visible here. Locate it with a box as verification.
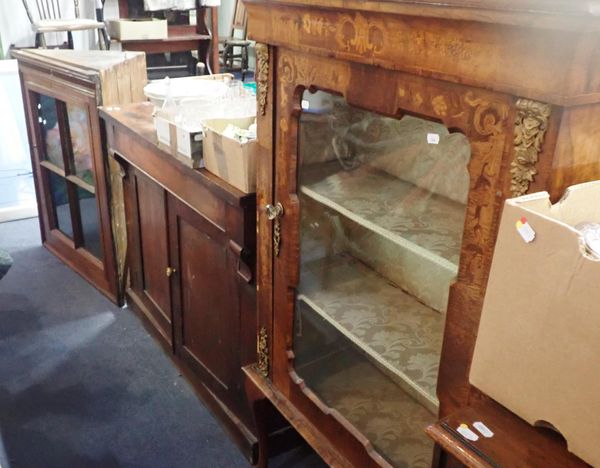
[249,0,600,15]
[246,0,600,30]
[12,49,145,74]
[100,102,253,205]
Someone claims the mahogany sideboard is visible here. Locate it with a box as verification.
[99,102,258,462]
[242,1,600,467]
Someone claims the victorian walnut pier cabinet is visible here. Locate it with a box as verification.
[242,1,600,467]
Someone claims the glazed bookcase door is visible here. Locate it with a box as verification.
[271,50,516,467]
[21,74,117,302]
[28,89,104,260]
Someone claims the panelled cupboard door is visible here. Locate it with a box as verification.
[124,167,173,346]
[168,195,240,401]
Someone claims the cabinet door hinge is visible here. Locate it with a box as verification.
[257,326,269,378]
[264,203,284,257]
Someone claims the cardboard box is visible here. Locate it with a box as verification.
[202,117,257,193]
[151,74,235,168]
[108,19,168,41]
[154,113,203,168]
[470,181,600,467]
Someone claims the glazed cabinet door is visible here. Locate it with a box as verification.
[268,51,516,467]
[123,166,173,346]
[21,70,118,302]
[168,195,241,405]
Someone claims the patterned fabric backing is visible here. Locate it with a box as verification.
[299,100,471,203]
[299,254,444,411]
[302,162,466,266]
[297,343,435,468]
[293,94,471,467]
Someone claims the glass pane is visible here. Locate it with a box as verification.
[293,90,471,467]
[77,187,103,260]
[47,171,73,239]
[67,103,95,186]
[37,94,64,169]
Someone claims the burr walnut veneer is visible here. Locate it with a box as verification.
[242,1,600,467]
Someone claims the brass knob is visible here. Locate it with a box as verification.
[166,266,176,277]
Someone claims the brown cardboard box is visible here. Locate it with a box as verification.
[470,181,600,467]
[202,117,257,193]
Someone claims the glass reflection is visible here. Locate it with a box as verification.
[293,90,472,467]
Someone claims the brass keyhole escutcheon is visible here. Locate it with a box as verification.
[166,266,176,277]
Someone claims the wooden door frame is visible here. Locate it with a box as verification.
[267,47,521,466]
[19,65,119,303]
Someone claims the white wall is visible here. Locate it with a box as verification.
[0,59,37,221]
[218,0,234,37]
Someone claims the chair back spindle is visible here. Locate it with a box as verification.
[231,0,247,38]
[28,0,72,21]
[21,0,109,49]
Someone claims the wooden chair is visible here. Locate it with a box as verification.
[220,0,250,80]
[21,0,109,49]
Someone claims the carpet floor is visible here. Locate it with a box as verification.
[0,217,323,468]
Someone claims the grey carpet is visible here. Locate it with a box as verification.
[0,217,323,468]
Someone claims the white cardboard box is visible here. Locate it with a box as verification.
[470,181,600,467]
[154,113,203,168]
[108,19,168,41]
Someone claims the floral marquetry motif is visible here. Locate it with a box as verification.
[511,98,552,197]
[336,13,386,55]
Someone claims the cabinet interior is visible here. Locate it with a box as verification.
[292,90,471,466]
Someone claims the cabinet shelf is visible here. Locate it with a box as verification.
[301,161,466,271]
[300,161,467,313]
[297,344,435,468]
[299,253,445,413]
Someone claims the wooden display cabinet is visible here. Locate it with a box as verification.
[242,1,600,467]
[15,50,147,305]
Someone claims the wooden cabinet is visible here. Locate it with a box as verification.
[101,102,258,462]
[243,1,600,467]
[14,49,146,305]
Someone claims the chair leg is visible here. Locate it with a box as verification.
[35,33,47,49]
[222,45,230,71]
[242,45,249,81]
[97,27,108,50]
[67,31,74,49]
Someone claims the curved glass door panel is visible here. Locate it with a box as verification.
[293,90,471,467]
